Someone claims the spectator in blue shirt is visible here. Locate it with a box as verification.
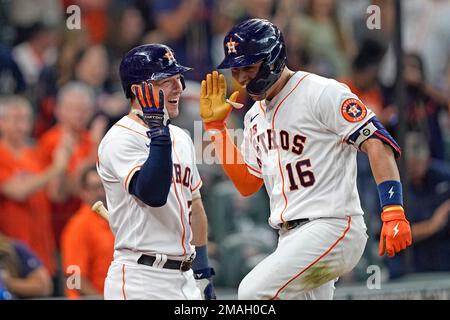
[0,45,26,95]
[0,232,53,298]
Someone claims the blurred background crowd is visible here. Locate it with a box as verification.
[0,0,450,299]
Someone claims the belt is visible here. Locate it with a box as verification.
[137,254,193,272]
[279,218,310,230]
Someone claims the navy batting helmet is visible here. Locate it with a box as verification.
[119,44,192,98]
[217,19,286,97]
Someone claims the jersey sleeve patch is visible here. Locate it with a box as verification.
[341,98,367,123]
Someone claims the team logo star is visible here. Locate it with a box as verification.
[348,105,360,117]
[226,37,239,54]
[164,49,176,63]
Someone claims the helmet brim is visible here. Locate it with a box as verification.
[149,64,192,81]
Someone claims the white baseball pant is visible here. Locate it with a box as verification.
[238,215,368,300]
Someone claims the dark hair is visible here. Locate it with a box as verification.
[353,37,387,71]
[24,21,56,42]
[80,165,99,189]
[405,52,426,82]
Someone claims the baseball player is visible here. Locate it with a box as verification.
[97,44,215,300]
[200,19,412,299]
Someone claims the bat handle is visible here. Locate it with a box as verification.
[91,201,109,221]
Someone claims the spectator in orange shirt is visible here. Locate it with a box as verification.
[61,165,114,298]
[38,82,107,245]
[0,95,71,277]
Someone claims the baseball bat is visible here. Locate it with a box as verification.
[91,201,109,221]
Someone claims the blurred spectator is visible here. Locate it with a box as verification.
[104,4,144,84]
[73,45,110,94]
[71,44,128,129]
[385,132,450,278]
[294,0,356,78]
[240,0,276,20]
[37,82,105,246]
[61,165,113,299]
[68,0,111,44]
[270,0,312,71]
[0,45,27,95]
[12,22,58,94]
[34,29,89,137]
[0,95,71,277]
[0,232,53,299]
[404,53,449,161]
[148,0,214,81]
[281,18,311,72]
[443,57,450,98]
[403,0,450,88]
[8,0,62,44]
[384,53,450,160]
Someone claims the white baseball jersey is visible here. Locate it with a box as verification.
[97,116,202,259]
[241,71,375,228]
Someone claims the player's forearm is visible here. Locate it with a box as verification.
[190,198,208,246]
[129,135,173,207]
[212,130,263,196]
[190,198,213,274]
[362,138,400,185]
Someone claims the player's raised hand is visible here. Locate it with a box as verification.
[132,81,169,128]
[379,205,412,257]
[200,71,240,131]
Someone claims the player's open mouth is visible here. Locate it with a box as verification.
[168,99,178,104]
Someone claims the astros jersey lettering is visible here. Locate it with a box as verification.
[241,71,375,228]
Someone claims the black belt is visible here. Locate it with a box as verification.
[137,254,193,272]
[279,218,310,230]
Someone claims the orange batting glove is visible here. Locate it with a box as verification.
[379,205,412,257]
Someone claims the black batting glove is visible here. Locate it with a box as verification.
[132,81,169,129]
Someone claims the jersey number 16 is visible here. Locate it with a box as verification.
[285,159,316,191]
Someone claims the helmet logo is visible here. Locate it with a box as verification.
[164,49,176,63]
[225,37,239,54]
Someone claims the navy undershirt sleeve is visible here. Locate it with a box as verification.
[129,127,173,207]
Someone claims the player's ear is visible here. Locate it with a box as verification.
[130,84,140,96]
